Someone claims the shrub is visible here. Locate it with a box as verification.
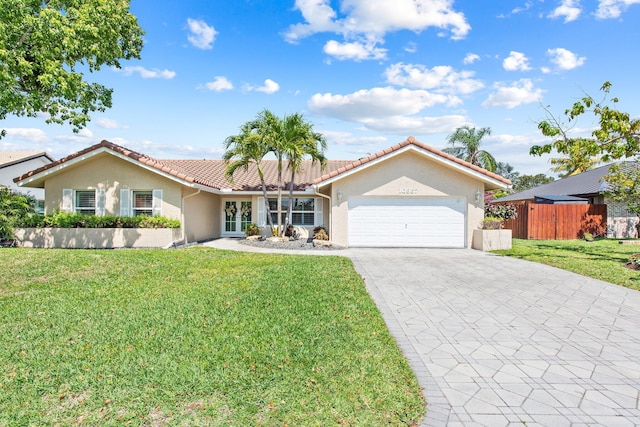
[313,225,329,240]
[481,216,504,230]
[485,203,518,221]
[628,253,640,267]
[0,187,38,239]
[245,223,261,237]
[16,212,180,229]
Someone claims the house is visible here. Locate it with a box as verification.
[1,150,54,211]
[13,137,510,248]
[496,162,639,238]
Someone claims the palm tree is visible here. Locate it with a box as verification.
[549,138,601,177]
[223,119,276,234]
[279,113,327,234]
[443,126,497,172]
[224,109,327,237]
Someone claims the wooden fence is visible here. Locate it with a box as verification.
[501,203,607,240]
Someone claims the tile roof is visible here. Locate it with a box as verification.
[313,136,511,186]
[0,150,54,168]
[13,140,353,191]
[496,162,630,202]
[15,138,512,190]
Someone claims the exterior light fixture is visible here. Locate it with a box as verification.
[476,189,483,202]
[337,189,343,201]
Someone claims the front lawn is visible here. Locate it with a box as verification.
[494,239,640,290]
[0,247,424,426]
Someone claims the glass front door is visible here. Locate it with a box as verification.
[223,200,252,235]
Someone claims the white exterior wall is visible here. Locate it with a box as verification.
[2,156,52,200]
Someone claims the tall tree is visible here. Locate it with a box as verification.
[0,0,144,136]
[223,119,276,234]
[531,82,640,161]
[549,139,602,177]
[279,113,327,235]
[443,126,497,172]
[511,174,555,192]
[495,162,520,182]
[224,109,327,238]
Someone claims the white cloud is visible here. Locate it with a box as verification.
[404,42,417,53]
[503,51,532,71]
[55,128,95,144]
[96,118,128,129]
[548,0,582,22]
[596,0,640,18]
[284,0,470,61]
[384,63,484,95]
[321,130,388,146]
[205,76,234,92]
[117,66,176,79]
[463,53,480,64]
[246,79,280,94]
[308,86,456,121]
[323,39,387,61]
[187,18,217,50]
[547,47,586,70]
[3,128,48,143]
[359,115,468,134]
[482,79,544,109]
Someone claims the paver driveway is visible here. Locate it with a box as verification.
[348,248,640,427]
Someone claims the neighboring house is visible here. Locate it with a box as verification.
[1,150,55,212]
[496,162,639,238]
[14,137,510,248]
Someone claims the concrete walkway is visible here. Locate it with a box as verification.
[203,239,640,426]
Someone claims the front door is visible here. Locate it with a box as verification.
[223,200,252,236]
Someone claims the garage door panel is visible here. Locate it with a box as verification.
[348,197,466,248]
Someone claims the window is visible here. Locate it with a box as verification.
[75,190,96,215]
[268,197,315,226]
[132,191,153,216]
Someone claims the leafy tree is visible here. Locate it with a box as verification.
[531,82,640,161]
[511,174,555,192]
[549,138,601,177]
[224,110,327,238]
[495,161,520,182]
[443,126,497,172]
[0,0,144,136]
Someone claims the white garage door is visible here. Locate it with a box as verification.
[348,197,466,248]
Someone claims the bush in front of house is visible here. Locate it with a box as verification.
[313,225,329,240]
[245,223,261,237]
[481,216,504,230]
[0,187,39,240]
[17,212,180,229]
[484,203,518,221]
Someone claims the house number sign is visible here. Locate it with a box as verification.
[399,188,418,195]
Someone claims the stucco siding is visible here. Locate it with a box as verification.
[183,190,219,243]
[44,153,182,219]
[328,151,485,247]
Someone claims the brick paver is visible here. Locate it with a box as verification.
[348,248,640,427]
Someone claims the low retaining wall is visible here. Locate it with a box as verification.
[15,228,182,249]
[471,229,512,251]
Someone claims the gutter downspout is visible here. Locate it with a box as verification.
[313,186,332,240]
[180,188,201,245]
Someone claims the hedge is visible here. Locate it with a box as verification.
[17,212,181,229]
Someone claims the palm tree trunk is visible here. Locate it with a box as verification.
[284,169,295,235]
[258,169,276,235]
[277,156,283,237]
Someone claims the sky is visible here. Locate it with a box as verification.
[2,0,640,176]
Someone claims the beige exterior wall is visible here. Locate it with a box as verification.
[183,190,220,243]
[44,153,183,220]
[15,227,182,249]
[326,151,486,247]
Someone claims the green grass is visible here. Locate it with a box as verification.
[494,239,640,290]
[0,247,424,426]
